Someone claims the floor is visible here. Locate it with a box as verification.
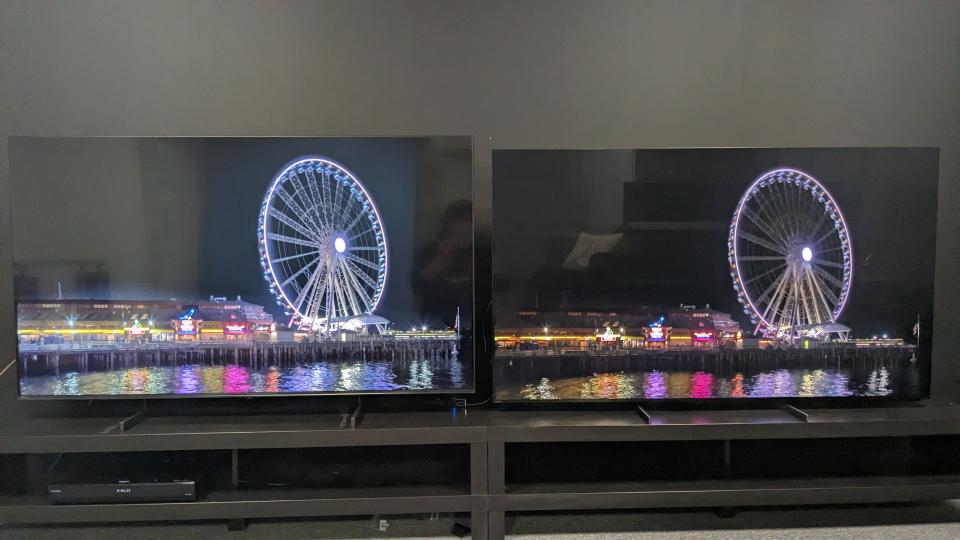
[4,501,960,539]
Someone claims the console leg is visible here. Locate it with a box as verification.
[488,511,505,540]
[120,410,145,432]
[469,510,487,540]
[227,518,247,531]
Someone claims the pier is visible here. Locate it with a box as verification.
[19,338,460,378]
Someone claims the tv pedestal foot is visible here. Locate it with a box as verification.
[340,398,365,429]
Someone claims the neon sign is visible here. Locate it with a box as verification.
[693,331,714,341]
[177,319,197,335]
[176,307,199,335]
[224,323,247,334]
[125,320,148,336]
[647,326,666,342]
[597,327,619,342]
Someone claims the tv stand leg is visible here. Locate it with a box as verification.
[340,397,365,428]
[114,400,147,433]
[227,518,247,531]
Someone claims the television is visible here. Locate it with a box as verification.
[492,147,938,402]
[11,136,474,398]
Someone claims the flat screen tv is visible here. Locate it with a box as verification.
[492,147,937,402]
[11,136,474,398]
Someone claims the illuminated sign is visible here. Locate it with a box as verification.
[125,319,150,336]
[647,326,666,342]
[597,327,619,342]
[224,323,247,334]
[693,331,714,341]
[175,307,200,335]
[177,319,197,335]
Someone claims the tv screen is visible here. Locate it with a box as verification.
[12,136,474,398]
[492,148,937,402]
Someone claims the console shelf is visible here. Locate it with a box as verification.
[0,485,481,524]
[495,475,960,511]
[0,405,958,540]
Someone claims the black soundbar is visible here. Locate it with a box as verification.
[49,480,196,504]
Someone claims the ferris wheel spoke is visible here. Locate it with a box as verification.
[305,263,331,321]
[334,194,362,231]
[274,187,325,239]
[267,232,320,250]
[292,261,326,316]
[347,253,381,272]
[739,255,786,262]
[743,263,787,285]
[811,264,844,290]
[753,190,793,246]
[268,207,322,243]
[738,230,787,255]
[303,169,331,230]
[332,267,351,318]
[761,271,791,327]
[333,263,359,316]
[739,206,790,248]
[345,258,380,292]
[755,269,789,309]
[813,258,845,270]
[271,249,321,264]
[798,272,817,325]
[279,255,322,288]
[287,173,327,235]
[341,207,369,237]
[805,266,834,321]
[342,262,375,311]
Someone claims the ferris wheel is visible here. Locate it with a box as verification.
[728,168,853,339]
[258,156,387,333]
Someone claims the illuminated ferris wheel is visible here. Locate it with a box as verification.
[258,156,387,334]
[728,168,853,339]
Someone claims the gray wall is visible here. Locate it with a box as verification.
[1,0,957,402]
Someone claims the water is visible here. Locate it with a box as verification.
[19,358,469,396]
[494,351,924,400]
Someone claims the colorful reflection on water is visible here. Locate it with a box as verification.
[507,365,919,400]
[21,358,470,396]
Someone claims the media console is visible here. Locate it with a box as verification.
[0,405,958,540]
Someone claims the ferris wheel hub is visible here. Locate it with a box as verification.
[333,236,347,253]
[801,246,813,262]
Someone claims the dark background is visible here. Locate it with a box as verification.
[0,1,956,407]
[493,148,939,346]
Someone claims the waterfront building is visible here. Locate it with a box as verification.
[17,296,275,345]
